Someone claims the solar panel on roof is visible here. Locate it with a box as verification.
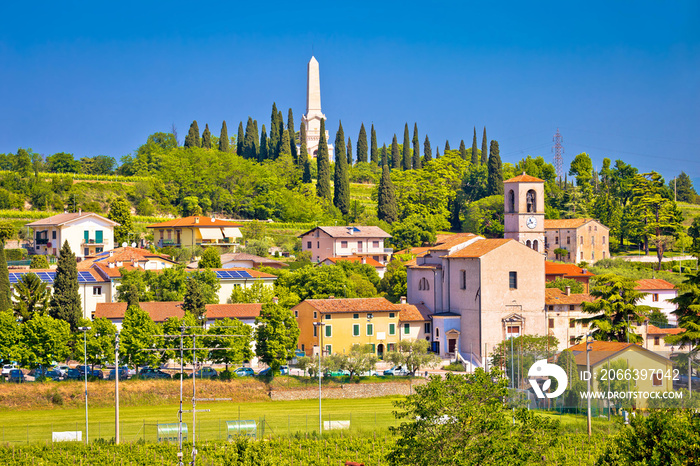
[238,271,252,278]
[77,271,97,283]
[9,273,18,284]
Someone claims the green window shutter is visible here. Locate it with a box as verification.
[367,324,373,336]
[353,324,359,336]
[404,323,410,334]
[84,230,89,242]
[389,323,395,335]
[95,230,103,244]
[325,325,331,337]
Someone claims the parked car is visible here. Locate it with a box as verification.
[233,367,255,377]
[383,366,410,376]
[2,364,17,376]
[90,369,104,380]
[56,365,71,377]
[63,369,83,381]
[30,367,61,380]
[280,365,289,375]
[257,367,273,377]
[76,365,90,375]
[138,368,172,379]
[108,367,129,381]
[193,367,218,379]
[8,369,25,383]
[44,370,62,381]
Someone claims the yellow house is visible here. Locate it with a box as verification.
[146,216,243,250]
[293,297,404,359]
[569,341,674,409]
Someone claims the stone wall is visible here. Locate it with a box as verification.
[270,379,427,401]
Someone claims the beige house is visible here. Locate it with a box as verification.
[545,288,596,350]
[147,216,243,250]
[27,211,119,259]
[299,226,392,264]
[544,218,610,263]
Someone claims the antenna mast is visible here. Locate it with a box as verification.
[552,128,564,181]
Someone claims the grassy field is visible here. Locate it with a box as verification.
[679,201,700,227]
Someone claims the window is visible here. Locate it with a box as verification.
[325,325,332,337]
[654,336,660,346]
[317,241,319,248]
[388,343,395,352]
[373,241,379,248]
[389,312,395,318]
[389,323,395,335]
[567,237,570,245]
[93,286,102,296]
[301,344,305,351]
[358,241,363,251]
[582,321,588,328]
[507,190,515,213]
[313,311,317,319]
[548,305,554,311]
[404,323,410,334]
[325,344,332,355]
[353,324,360,336]
[509,271,517,289]
[533,240,539,252]
[84,248,89,256]
[419,278,430,291]
[95,230,103,244]
[591,251,595,261]
[325,314,331,320]
[591,236,595,245]
[436,328,439,338]
[569,305,575,311]
[294,310,298,317]
[603,236,606,245]
[367,323,373,336]
[526,189,536,212]
[548,318,554,329]
[569,319,575,328]
[52,231,56,239]
[555,237,559,245]
[653,294,659,302]
[580,236,584,245]
[313,326,317,337]
[341,241,348,248]
[353,313,359,319]
[569,336,576,346]
[307,241,312,249]
[424,323,431,334]
[84,230,89,242]
[652,372,662,386]
[460,270,466,290]
[588,226,592,232]
[580,252,584,260]
[526,240,531,248]
[594,226,598,232]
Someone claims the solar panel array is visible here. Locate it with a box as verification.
[77,271,97,283]
[9,271,98,284]
[215,270,252,280]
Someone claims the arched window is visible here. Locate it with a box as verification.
[418,278,430,291]
[508,190,515,213]
[526,240,532,248]
[533,240,539,252]
[526,189,536,213]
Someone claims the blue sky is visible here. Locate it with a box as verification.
[1,1,698,183]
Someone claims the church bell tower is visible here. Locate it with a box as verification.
[503,173,545,252]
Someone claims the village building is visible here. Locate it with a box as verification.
[146,216,243,250]
[543,218,610,263]
[27,211,119,260]
[635,278,678,325]
[299,226,392,264]
[545,288,597,349]
[187,253,288,270]
[545,261,595,292]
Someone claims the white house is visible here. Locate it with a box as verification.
[635,279,678,325]
[27,211,119,260]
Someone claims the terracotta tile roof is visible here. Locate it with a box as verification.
[647,325,683,335]
[91,262,141,278]
[545,288,597,305]
[301,297,401,314]
[322,256,383,267]
[95,301,263,322]
[78,247,176,269]
[188,253,288,269]
[504,173,544,183]
[397,303,431,322]
[394,246,432,257]
[446,238,513,258]
[568,341,640,366]
[208,268,277,278]
[635,279,676,290]
[545,261,594,277]
[298,226,391,239]
[429,233,481,252]
[544,218,600,229]
[26,211,119,227]
[146,216,243,228]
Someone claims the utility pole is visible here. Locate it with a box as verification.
[586,334,592,438]
[115,332,120,445]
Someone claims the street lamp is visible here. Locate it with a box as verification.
[314,321,326,436]
[586,332,592,438]
[78,326,91,444]
[114,331,120,445]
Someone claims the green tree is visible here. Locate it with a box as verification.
[236,121,245,155]
[29,255,49,269]
[545,277,584,294]
[402,123,412,170]
[471,127,479,165]
[12,273,51,321]
[459,139,467,160]
[357,123,368,164]
[287,108,297,164]
[279,126,291,157]
[579,273,651,343]
[412,123,421,169]
[72,317,117,369]
[116,268,151,305]
[182,276,207,321]
[689,216,700,254]
[0,311,24,364]
[390,214,438,250]
[480,127,488,165]
[379,259,407,303]
[121,305,162,368]
[556,349,587,411]
[423,135,432,164]
[259,124,269,161]
[388,134,399,170]
[462,195,504,238]
[346,137,352,166]
[218,120,229,152]
[268,103,280,159]
[0,222,13,312]
[242,117,257,160]
[444,140,450,151]
[380,144,388,167]
[201,124,212,149]
[48,241,82,330]
[198,247,222,269]
[207,318,254,371]
[377,163,398,224]
[184,120,201,148]
[385,339,440,375]
[316,119,332,201]
[46,152,81,173]
[673,171,697,203]
[387,369,559,466]
[486,140,503,196]
[255,303,300,373]
[335,344,379,380]
[108,196,133,246]
[667,270,700,369]
[333,121,350,215]
[22,314,70,368]
[491,334,559,388]
[370,124,378,165]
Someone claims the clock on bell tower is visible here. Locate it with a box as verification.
[503,172,545,253]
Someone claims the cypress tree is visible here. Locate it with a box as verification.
[269,103,280,159]
[259,125,269,162]
[333,121,350,215]
[184,120,201,148]
[237,121,245,155]
[377,162,398,224]
[436,148,441,158]
[370,124,378,165]
[202,124,212,149]
[219,120,229,152]
[49,241,82,330]
[487,140,504,196]
[481,127,488,165]
[412,123,421,169]
[280,128,291,157]
[471,127,478,164]
[287,108,297,163]
[459,140,467,160]
[243,117,257,160]
[424,135,432,163]
[391,135,400,170]
[381,144,388,167]
[402,123,411,170]
[299,123,311,183]
[357,123,368,164]
[346,138,352,166]
[303,158,312,184]
[444,140,450,151]
[253,120,260,158]
[316,119,331,201]
[0,241,10,312]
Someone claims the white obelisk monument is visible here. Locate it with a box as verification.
[302,56,333,159]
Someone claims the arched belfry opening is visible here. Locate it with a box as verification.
[508,190,515,213]
[526,189,537,213]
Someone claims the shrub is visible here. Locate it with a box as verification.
[5,248,27,261]
[29,255,50,269]
[442,362,465,372]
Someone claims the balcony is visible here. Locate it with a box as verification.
[384,248,394,254]
[35,238,49,245]
[81,239,106,246]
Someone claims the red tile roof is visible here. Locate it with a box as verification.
[78,247,176,269]
[545,261,594,278]
[301,297,401,314]
[544,218,603,229]
[95,302,262,322]
[504,173,544,183]
[429,233,480,252]
[298,226,391,239]
[567,341,641,366]
[545,288,597,305]
[635,279,675,291]
[446,238,513,258]
[647,325,683,335]
[397,303,431,322]
[146,216,243,228]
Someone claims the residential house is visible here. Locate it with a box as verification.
[644,324,685,356]
[187,253,288,270]
[26,211,119,260]
[293,297,403,359]
[543,218,610,263]
[396,299,432,343]
[545,288,597,350]
[635,279,678,325]
[568,341,674,409]
[146,216,243,250]
[319,255,387,278]
[298,226,392,264]
[545,261,595,292]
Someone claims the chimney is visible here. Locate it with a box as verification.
[347,227,353,235]
[565,286,571,296]
[361,257,366,264]
[272,296,279,304]
[108,262,115,269]
[109,250,114,257]
[400,296,407,304]
[194,217,199,224]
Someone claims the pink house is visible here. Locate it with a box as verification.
[299,226,392,264]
